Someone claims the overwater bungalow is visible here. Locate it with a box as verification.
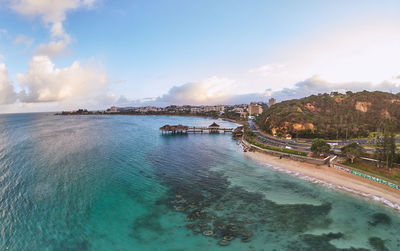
[232,126,244,137]
[160,124,189,134]
[208,122,220,133]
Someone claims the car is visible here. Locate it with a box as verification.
[285,146,292,149]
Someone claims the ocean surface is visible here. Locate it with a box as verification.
[0,113,399,251]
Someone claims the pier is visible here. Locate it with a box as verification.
[160,122,243,135]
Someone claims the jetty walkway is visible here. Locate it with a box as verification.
[160,122,243,136]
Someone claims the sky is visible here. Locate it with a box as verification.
[0,0,400,113]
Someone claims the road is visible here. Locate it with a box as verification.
[248,120,311,152]
[247,120,379,153]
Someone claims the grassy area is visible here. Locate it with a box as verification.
[246,137,308,157]
[344,160,400,185]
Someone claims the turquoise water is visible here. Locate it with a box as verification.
[0,114,399,251]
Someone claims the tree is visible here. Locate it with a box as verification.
[375,122,398,168]
[311,138,331,156]
[341,142,364,163]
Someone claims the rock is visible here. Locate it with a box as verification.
[218,240,230,246]
[223,235,234,241]
[241,237,251,242]
[203,230,214,236]
[242,231,253,237]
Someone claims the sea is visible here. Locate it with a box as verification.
[0,113,399,251]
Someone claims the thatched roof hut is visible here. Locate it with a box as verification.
[208,122,220,128]
[160,124,171,131]
[160,124,188,133]
[233,126,244,136]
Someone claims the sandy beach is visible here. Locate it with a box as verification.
[245,150,400,211]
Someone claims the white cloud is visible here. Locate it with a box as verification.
[35,39,70,57]
[144,75,400,107]
[8,0,95,25]
[17,55,106,102]
[0,63,18,105]
[14,34,34,46]
[155,76,237,105]
[269,75,400,101]
[7,0,97,56]
[249,64,285,77]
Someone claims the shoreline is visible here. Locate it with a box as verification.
[244,150,400,212]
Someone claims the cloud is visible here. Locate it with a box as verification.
[249,64,285,77]
[138,75,400,107]
[0,63,18,105]
[8,0,95,24]
[7,0,96,56]
[17,55,106,102]
[155,76,237,105]
[14,34,34,46]
[270,75,400,101]
[35,40,70,57]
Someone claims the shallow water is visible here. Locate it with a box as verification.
[0,114,399,250]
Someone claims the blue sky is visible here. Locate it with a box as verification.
[0,0,400,112]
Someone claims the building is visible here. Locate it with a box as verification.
[232,107,247,118]
[109,106,119,113]
[268,98,276,107]
[232,126,244,137]
[190,107,202,113]
[208,122,220,133]
[215,105,225,112]
[248,102,263,115]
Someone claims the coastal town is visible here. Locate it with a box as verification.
[57,98,276,119]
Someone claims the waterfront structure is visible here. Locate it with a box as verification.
[248,102,263,115]
[159,124,189,134]
[208,122,220,133]
[232,126,244,137]
[160,123,237,134]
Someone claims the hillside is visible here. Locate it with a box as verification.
[257,91,400,139]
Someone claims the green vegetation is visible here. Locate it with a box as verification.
[257,91,400,139]
[243,124,256,138]
[223,110,246,121]
[341,142,364,163]
[375,122,398,168]
[246,137,308,157]
[345,160,400,184]
[311,138,331,156]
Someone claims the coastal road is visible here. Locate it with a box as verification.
[248,120,311,153]
[248,120,378,153]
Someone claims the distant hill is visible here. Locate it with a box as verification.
[257,91,400,139]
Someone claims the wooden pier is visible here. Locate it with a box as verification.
[160,122,242,135]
